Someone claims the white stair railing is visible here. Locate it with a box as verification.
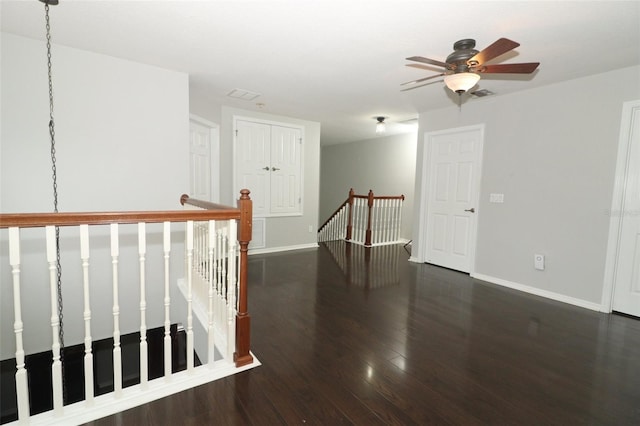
[318,189,405,246]
[0,191,257,425]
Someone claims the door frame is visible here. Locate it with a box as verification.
[414,124,485,273]
[601,99,640,313]
[189,113,220,203]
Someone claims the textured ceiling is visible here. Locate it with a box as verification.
[2,1,639,145]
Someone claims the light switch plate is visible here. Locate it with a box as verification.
[489,193,504,203]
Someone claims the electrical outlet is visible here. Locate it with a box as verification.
[308,225,313,233]
[534,254,545,270]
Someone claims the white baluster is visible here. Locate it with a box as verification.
[396,199,403,242]
[227,221,237,361]
[163,222,172,380]
[110,223,122,397]
[138,222,148,389]
[207,220,216,366]
[9,228,29,422]
[186,221,194,372]
[45,226,64,415]
[216,227,224,337]
[79,225,94,405]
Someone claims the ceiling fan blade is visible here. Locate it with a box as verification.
[469,38,520,65]
[400,73,445,87]
[477,62,540,74]
[406,63,443,72]
[400,79,443,92]
[406,56,448,69]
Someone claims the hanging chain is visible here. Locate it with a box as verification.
[44,1,66,403]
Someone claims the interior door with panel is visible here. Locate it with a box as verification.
[611,101,640,317]
[189,120,212,201]
[235,120,271,215]
[235,118,303,217]
[270,125,302,214]
[423,125,484,273]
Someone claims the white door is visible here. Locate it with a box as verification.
[235,119,302,216]
[270,125,302,214]
[235,120,271,215]
[423,125,484,273]
[189,116,220,202]
[189,120,211,201]
[611,101,640,317]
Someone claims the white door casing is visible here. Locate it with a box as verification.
[603,100,640,317]
[421,125,484,273]
[189,115,220,202]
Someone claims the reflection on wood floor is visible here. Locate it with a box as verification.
[321,240,407,289]
[84,243,640,425]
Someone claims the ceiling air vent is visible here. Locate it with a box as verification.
[227,88,261,101]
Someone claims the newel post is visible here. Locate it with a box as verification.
[345,188,355,241]
[365,189,374,246]
[234,189,253,367]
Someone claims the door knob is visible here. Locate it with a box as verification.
[272,167,280,171]
[262,166,270,171]
[464,208,475,213]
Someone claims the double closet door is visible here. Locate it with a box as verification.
[235,119,303,217]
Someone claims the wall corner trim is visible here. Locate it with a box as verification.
[470,273,603,312]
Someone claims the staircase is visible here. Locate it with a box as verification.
[0,191,258,425]
[318,189,405,246]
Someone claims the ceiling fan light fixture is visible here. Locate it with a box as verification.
[443,72,481,94]
[375,116,386,134]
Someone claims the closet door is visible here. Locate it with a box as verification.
[270,125,302,215]
[236,120,271,215]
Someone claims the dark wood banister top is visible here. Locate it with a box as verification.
[352,194,405,200]
[180,194,237,211]
[1,191,252,229]
[0,210,242,228]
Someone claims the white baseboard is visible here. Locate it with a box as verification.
[249,242,319,255]
[471,273,603,312]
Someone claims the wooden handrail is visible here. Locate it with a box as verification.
[180,194,237,211]
[318,198,349,232]
[0,210,241,228]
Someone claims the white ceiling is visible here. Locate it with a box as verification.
[2,1,639,145]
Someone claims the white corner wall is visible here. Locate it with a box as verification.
[412,65,640,310]
[1,33,190,359]
[320,132,418,241]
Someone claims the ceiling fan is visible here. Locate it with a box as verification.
[402,38,539,95]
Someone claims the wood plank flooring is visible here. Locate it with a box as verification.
[87,241,640,425]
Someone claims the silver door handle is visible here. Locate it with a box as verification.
[464,208,475,213]
[272,167,280,171]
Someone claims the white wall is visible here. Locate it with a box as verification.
[1,33,190,359]
[412,65,640,309]
[320,132,417,241]
[220,106,321,252]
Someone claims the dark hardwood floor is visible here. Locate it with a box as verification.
[85,241,640,425]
